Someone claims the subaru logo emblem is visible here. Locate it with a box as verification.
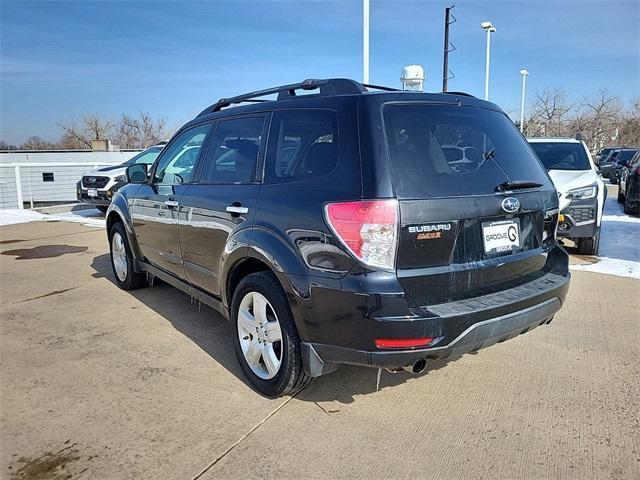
[501,197,520,213]
[88,177,96,183]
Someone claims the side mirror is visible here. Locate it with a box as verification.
[126,164,148,184]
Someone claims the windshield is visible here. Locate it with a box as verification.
[122,147,163,167]
[529,142,590,171]
[383,104,550,198]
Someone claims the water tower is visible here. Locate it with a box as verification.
[400,64,425,91]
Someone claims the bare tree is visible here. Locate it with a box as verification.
[20,136,57,150]
[114,112,168,149]
[573,89,622,151]
[618,97,640,147]
[57,115,115,148]
[525,88,574,137]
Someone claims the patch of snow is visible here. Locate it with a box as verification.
[571,257,640,280]
[51,209,106,228]
[0,208,105,228]
[0,209,47,226]
[569,196,640,280]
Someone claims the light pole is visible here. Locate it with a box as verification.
[519,69,529,133]
[481,21,496,100]
[363,0,370,84]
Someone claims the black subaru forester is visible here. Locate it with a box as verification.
[107,79,570,396]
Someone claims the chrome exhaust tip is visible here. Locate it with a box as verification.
[402,359,427,375]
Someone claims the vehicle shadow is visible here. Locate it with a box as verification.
[90,253,461,403]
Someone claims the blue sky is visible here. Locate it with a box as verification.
[1,0,638,144]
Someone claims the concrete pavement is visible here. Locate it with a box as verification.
[1,219,638,479]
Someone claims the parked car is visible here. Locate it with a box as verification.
[598,148,621,180]
[608,149,638,184]
[528,138,605,255]
[106,78,570,396]
[76,144,164,211]
[595,147,619,165]
[618,150,640,215]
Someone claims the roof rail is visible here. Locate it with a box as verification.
[442,91,476,98]
[198,78,368,116]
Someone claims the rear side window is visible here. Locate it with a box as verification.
[529,142,591,171]
[383,104,550,198]
[199,116,266,184]
[265,110,338,183]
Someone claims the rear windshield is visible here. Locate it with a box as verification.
[529,142,590,171]
[383,104,550,198]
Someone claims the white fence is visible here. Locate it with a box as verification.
[0,151,140,209]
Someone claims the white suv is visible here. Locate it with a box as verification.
[76,145,164,211]
[528,138,605,255]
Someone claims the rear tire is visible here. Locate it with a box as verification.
[624,194,639,215]
[577,228,600,255]
[109,222,147,290]
[617,190,625,203]
[231,271,311,397]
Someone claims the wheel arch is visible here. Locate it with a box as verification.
[106,197,144,265]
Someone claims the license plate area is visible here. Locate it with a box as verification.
[482,219,520,255]
[87,189,98,197]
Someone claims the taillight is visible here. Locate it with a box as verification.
[324,199,398,270]
[635,166,640,175]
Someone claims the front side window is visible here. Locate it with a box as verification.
[383,104,550,198]
[199,116,266,184]
[153,126,209,185]
[265,110,338,183]
[529,142,591,171]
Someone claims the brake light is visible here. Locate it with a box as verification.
[375,337,433,349]
[324,199,398,270]
[636,166,640,175]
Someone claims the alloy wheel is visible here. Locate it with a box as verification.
[237,291,283,380]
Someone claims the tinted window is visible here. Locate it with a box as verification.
[617,150,638,164]
[265,110,338,183]
[529,142,590,171]
[153,125,209,185]
[383,104,549,198]
[199,116,266,184]
[123,147,163,167]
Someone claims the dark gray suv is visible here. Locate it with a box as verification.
[106,79,570,396]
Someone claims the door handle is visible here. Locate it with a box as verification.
[226,205,249,215]
[164,200,179,208]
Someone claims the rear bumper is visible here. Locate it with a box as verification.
[299,270,570,376]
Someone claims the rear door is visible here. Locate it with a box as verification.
[382,103,558,306]
[131,124,210,278]
[178,115,268,296]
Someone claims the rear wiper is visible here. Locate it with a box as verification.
[496,180,543,192]
[484,147,496,160]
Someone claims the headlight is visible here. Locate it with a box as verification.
[566,184,597,200]
[114,175,127,182]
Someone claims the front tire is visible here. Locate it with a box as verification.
[97,205,109,213]
[617,189,625,203]
[231,272,311,397]
[577,228,600,255]
[109,222,147,290]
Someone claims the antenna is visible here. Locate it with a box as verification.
[442,5,456,92]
